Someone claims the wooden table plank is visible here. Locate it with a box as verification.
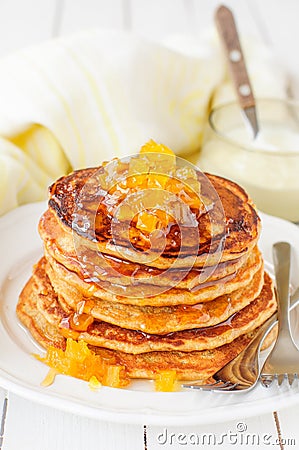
[2,393,143,450]
[0,390,8,450]
[0,0,57,57]
[275,406,299,449]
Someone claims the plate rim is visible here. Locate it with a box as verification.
[0,201,299,426]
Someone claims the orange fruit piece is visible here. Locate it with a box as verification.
[140,139,175,156]
[155,370,178,392]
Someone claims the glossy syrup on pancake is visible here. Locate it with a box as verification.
[48,167,260,266]
[17,264,276,381]
[43,244,263,306]
[39,207,249,290]
[29,260,276,354]
[43,255,265,333]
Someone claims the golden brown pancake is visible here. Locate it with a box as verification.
[43,257,265,333]
[17,276,66,350]
[48,168,260,268]
[43,245,263,306]
[16,274,274,381]
[18,259,276,354]
[40,208,249,290]
[83,276,275,354]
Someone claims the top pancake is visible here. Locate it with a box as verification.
[48,167,260,269]
[39,207,250,291]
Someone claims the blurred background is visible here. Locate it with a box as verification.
[0,0,297,82]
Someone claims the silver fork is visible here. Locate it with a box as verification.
[260,242,299,387]
[182,243,299,393]
[182,314,276,393]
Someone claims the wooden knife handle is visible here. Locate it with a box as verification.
[215,5,255,109]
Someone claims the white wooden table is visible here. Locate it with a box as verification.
[1,1,299,449]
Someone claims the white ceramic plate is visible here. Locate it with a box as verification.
[0,202,299,426]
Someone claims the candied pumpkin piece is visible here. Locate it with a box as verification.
[69,312,94,332]
[146,173,169,190]
[34,338,130,389]
[136,211,161,233]
[155,370,178,392]
[154,208,172,225]
[179,188,201,210]
[128,155,150,176]
[165,179,201,210]
[103,365,129,388]
[140,140,176,174]
[175,166,197,181]
[60,328,80,341]
[140,139,174,156]
[65,339,90,362]
[89,375,102,391]
[116,203,135,221]
[126,174,148,189]
[97,172,110,190]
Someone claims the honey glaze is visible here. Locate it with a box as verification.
[59,300,95,333]
[62,140,217,257]
[190,271,237,292]
[70,313,94,331]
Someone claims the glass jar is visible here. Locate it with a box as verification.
[199,99,299,222]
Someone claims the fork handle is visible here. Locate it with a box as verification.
[273,242,291,335]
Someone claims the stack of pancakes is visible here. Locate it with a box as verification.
[17,157,277,383]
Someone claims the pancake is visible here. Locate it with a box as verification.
[48,167,260,268]
[17,275,66,350]
[82,276,275,354]
[43,257,265,333]
[20,259,276,354]
[40,208,249,290]
[44,245,263,306]
[16,269,273,381]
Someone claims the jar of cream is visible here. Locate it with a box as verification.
[198,99,299,222]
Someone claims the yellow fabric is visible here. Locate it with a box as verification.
[0,30,286,216]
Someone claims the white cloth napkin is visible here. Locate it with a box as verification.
[0,29,287,216]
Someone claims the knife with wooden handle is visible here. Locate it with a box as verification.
[215,5,259,137]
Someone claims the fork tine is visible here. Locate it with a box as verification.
[199,382,239,392]
[260,372,299,388]
[182,381,239,392]
[197,381,232,391]
[260,374,274,388]
[287,373,299,386]
[287,374,295,386]
[212,383,239,391]
[277,374,286,386]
